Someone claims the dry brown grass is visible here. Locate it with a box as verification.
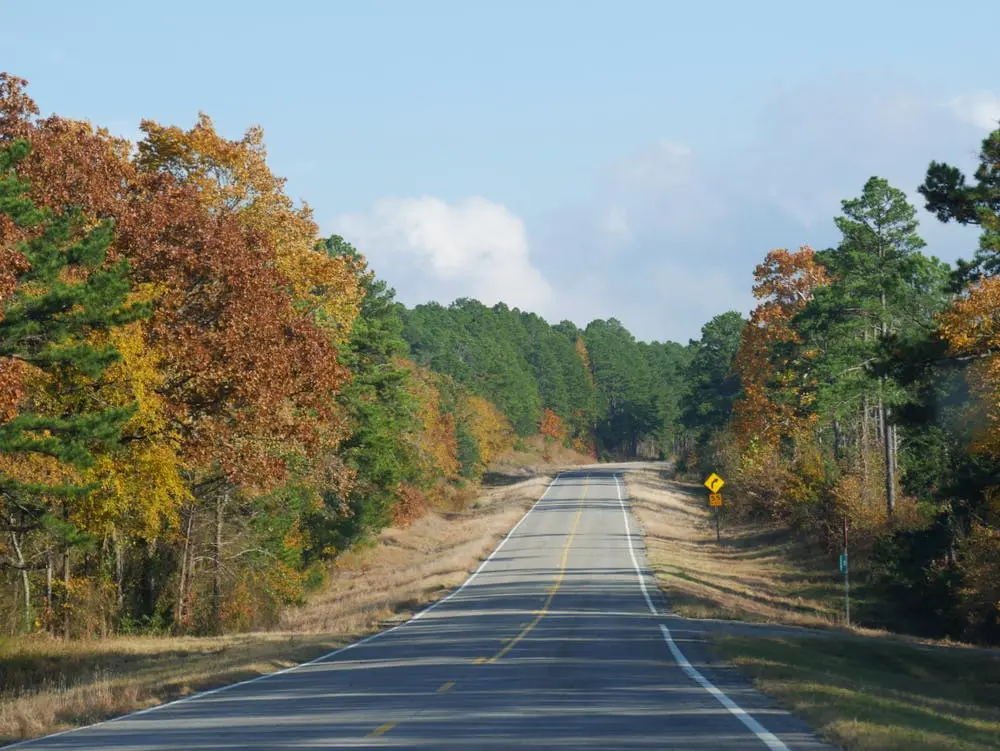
[626,466,843,627]
[0,445,591,744]
[0,631,343,743]
[282,474,552,633]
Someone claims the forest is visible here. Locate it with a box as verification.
[0,74,689,639]
[1,71,999,647]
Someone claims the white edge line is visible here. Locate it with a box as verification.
[612,473,791,751]
[3,473,566,750]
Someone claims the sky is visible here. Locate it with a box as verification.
[5,0,999,343]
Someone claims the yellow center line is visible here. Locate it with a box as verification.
[436,681,455,693]
[486,476,588,664]
[368,721,397,737]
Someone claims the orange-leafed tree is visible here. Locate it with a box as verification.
[135,114,364,341]
[939,276,1000,458]
[0,75,362,633]
[540,408,566,442]
[406,364,460,484]
[539,408,566,461]
[464,394,514,470]
[731,246,830,451]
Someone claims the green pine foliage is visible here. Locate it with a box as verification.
[681,311,745,445]
[312,235,422,552]
[0,140,146,505]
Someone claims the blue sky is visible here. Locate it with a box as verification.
[5,0,998,341]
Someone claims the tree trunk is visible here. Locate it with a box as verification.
[860,398,870,481]
[45,552,53,636]
[880,394,896,516]
[176,508,194,630]
[212,493,225,632]
[878,280,896,517]
[63,546,71,639]
[10,530,32,632]
[832,419,842,462]
[114,531,124,613]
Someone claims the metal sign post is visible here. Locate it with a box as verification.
[704,475,725,544]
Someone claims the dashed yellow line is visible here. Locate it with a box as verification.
[436,681,455,693]
[368,721,397,737]
[486,477,588,663]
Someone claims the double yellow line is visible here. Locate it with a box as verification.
[486,476,588,663]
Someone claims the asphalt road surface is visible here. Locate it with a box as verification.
[10,470,832,750]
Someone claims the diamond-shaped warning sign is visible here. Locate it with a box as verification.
[703,473,725,493]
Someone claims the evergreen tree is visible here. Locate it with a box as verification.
[0,141,145,631]
[584,318,659,456]
[682,311,745,445]
[313,235,420,552]
[0,141,144,509]
[919,126,1000,284]
[800,177,946,514]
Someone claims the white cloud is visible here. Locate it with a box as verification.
[332,196,552,312]
[946,91,1000,131]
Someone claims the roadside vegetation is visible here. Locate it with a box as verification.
[715,635,1000,751]
[628,468,843,627]
[0,451,588,743]
[629,466,1000,751]
[672,139,1000,647]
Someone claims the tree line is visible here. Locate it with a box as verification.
[8,68,995,647]
[0,75,522,637]
[681,131,1000,645]
[401,300,696,459]
[1,73,710,639]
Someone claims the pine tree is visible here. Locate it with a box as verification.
[0,141,146,632]
[810,177,943,515]
[315,235,420,551]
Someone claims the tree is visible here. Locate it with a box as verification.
[682,311,745,447]
[732,247,830,452]
[919,126,1000,283]
[584,319,660,457]
[0,141,146,633]
[312,235,422,552]
[818,177,936,515]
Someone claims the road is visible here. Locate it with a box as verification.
[10,470,831,750]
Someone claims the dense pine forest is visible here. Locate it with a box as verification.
[2,73,1000,647]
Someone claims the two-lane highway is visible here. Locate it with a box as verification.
[9,470,832,750]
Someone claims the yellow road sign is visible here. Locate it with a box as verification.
[709,492,723,507]
[704,472,725,493]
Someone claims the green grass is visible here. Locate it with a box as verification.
[713,635,1000,751]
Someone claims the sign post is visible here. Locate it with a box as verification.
[703,474,725,544]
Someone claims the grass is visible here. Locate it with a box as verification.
[626,467,846,627]
[0,443,594,744]
[627,466,1000,750]
[0,632,345,743]
[713,635,1000,751]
